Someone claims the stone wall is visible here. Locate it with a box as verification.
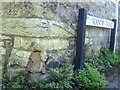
[0,1,118,83]
[116,3,120,52]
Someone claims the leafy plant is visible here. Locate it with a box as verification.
[33,63,74,88]
[99,47,120,66]
[84,46,120,71]
[74,64,109,88]
[3,46,119,89]
[10,72,28,88]
[11,82,24,88]
[2,72,29,89]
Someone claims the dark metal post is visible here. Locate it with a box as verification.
[109,19,117,51]
[74,8,87,70]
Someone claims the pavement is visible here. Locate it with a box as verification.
[105,67,120,89]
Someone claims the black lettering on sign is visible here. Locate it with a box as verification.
[100,20,104,26]
[92,18,96,25]
[106,21,112,28]
[92,18,105,26]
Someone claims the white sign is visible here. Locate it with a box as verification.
[86,15,114,29]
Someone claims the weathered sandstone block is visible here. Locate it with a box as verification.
[14,37,69,51]
[1,18,74,37]
[27,51,45,73]
[9,49,31,67]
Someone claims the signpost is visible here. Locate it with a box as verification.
[75,8,117,70]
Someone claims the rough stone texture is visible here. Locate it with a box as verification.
[85,27,111,50]
[0,47,6,55]
[58,2,77,23]
[0,4,1,10]
[116,6,120,52]
[2,2,117,21]
[9,49,31,67]
[47,61,60,68]
[2,2,59,20]
[40,51,47,62]
[0,2,2,18]
[0,19,2,34]
[0,35,5,88]
[14,37,69,51]
[0,42,4,47]
[1,35,12,40]
[1,18,74,37]
[46,49,75,65]
[0,1,118,85]
[86,27,110,38]
[27,51,44,73]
